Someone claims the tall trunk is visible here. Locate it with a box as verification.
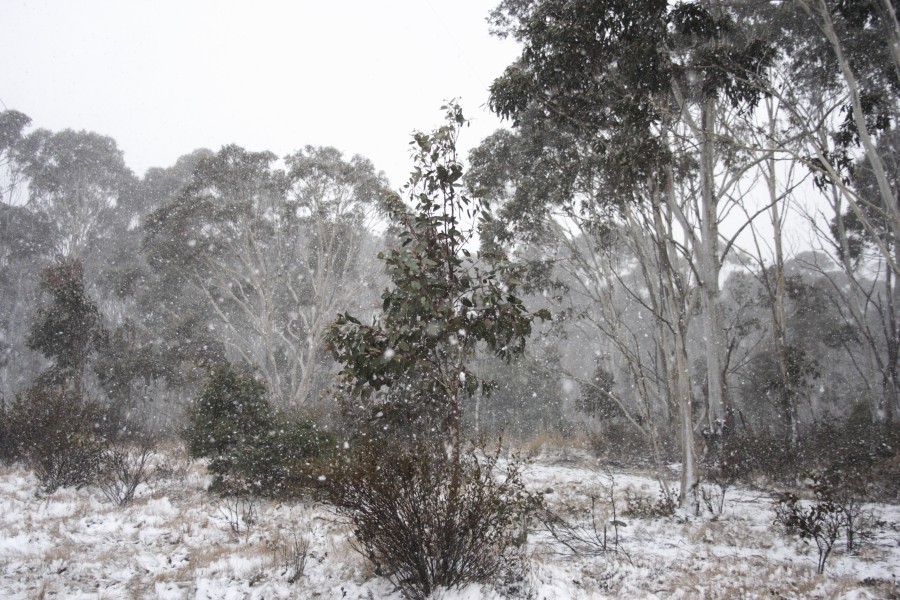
[765,100,798,448]
[652,180,698,510]
[883,260,898,425]
[698,98,730,443]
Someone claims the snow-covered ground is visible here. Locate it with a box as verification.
[0,445,897,599]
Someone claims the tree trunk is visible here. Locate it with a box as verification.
[764,99,799,448]
[698,98,730,444]
[651,181,698,510]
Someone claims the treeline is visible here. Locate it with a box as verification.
[0,115,390,429]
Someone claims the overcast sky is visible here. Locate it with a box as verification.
[1,1,520,187]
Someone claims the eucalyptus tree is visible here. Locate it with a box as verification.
[802,129,900,425]
[0,110,30,208]
[470,121,700,501]
[487,0,774,448]
[479,0,775,506]
[0,110,53,397]
[143,144,388,409]
[16,128,136,261]
[748,0,900,273]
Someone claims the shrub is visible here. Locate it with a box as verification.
[186,364,273,460]
[96,441,155,506]
[774,486,843,574]
[622,481,677,519]
[3,384,108,492]
[587,421,665,466]
[327,442,539,600]
[226,414,335,498]
[186,364,333,497]
[721,413,900,500]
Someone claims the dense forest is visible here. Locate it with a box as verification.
[1,1,899,597]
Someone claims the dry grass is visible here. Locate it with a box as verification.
[514,430,592,461]
[0,444,898,599]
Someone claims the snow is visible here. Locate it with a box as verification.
[0,448,897,599]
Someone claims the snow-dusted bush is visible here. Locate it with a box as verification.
[4,383,108,492]
[622,482,677,519]
[328,441,538,600]
[774,487,843,574]
[185,363,333,498]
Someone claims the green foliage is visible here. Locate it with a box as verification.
[576,364,619,420]
[186,363,273,461]
[488,0,774,190]
[27,259,106,386]
[226,414,335,498]
[326,102,549,444]
[2,383,108,493]
[186,364,333,497]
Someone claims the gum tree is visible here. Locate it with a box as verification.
[326,103,549,485]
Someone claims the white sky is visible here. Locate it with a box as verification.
[0,0,520,188]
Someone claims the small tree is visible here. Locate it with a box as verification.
[327,102,549,481]
[186,363,332,497]
[27,259,105,391]
[325,103,548,596]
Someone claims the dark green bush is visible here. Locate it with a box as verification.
[186,364,333,497]
[186,363,274,461]
[225,414,335,497]
[2,384,108,492]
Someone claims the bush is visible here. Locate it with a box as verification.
[96,441,155,506]
[721,412,900,500]
[186,364,273,461]
[774,484,844,574]
[622,481,677,519]
[327,441,539,600]
[587,421,671,466]
[186,364,333,498]
[2,384,108,492]
[224,414,335,498]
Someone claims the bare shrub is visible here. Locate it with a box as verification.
[539,468,631,562]
[268,529,311,584]
[774,487,843,574]
[215,495,258,537]
[327,442,539,600]
[96,442,155,506]
[836,494,876,554]
[699,479,728,518]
